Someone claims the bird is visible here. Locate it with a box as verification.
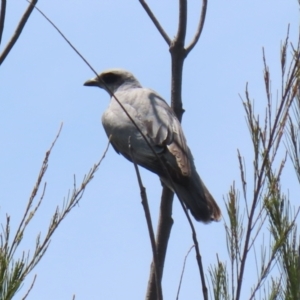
[84,69,221,223]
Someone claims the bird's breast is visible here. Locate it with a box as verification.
[101,105,150,154]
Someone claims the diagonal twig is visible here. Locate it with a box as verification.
[26,2,97,77]
[0,0,37,65]
[139,0,171,45]
[181,203,208,300]
[21,274,37,300]
[176,245,195,300]
[0,0,7,45]
[128,136,162,300]
[185,0,208,55]
[146,186,174,300]
[8,123,63,260]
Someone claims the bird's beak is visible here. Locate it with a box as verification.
[83,77,100,87]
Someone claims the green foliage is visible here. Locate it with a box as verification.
[209,259,230,300]
[209,25,300,300]
[0,128,109,300]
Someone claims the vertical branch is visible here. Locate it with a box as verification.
[170,6,210,298]
[170,53,185,121]
[169,0,188,121]
[0,0,38,65]
[129,138,163,300]
[141,1,209,299]
[146,187,174,300]
[176,0,187,46]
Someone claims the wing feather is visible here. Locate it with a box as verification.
[142,91,191,177]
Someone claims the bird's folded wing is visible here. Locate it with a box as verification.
[143,91,191,177]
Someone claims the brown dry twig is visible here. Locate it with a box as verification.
[176,245,195,300]
[21,274,37,300]
[139,0,171,45]
[0,0,7,45]
[8,123,63,260]
[128,136,162,300]
[0,0,38,65]
[0,125,110,299]
[185,0,208,55]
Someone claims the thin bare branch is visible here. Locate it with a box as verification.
[186,0,208,55]
[8,123,63,260]
[139,0,171,45]
[0,0,6,45]
[176,0,187,46]
[21,274,36,300]
[177,197,209,300]
[129,137,162,300]
[176,245,195,300]
[146,187,174,300]
[0,0,37,65]
[248,211,267,251]
[22,136,111,279]
[29,3,98,77]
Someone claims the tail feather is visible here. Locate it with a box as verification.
[161,173,221,223]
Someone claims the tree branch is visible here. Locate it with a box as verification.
[178,193,208,300]
[176,0,187,46]
[176,245,195,300]
[145,1,209,299]
[236,44,300,300]
[139,0,171,45]
[185,0,207,55]
[21,274,37,300]
[0,0,37,65]
[0,0,6,45]
[170,55,185,121]
[27,3,98,77]
[169,0,188,121]
[8,123,63,260]
[146,187,174,300]
[129,137,162,300]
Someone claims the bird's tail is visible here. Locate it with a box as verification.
[169,173,221,223]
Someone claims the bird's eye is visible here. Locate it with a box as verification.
[102,73,120,84]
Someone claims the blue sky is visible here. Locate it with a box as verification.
[0,1,299,299]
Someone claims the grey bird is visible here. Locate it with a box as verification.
[84,69,221,223]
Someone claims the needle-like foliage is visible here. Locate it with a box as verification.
[209,25,300,300]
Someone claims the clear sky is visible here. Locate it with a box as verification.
[0,1,299,299]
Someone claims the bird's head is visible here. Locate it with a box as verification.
[83,69,142,95]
